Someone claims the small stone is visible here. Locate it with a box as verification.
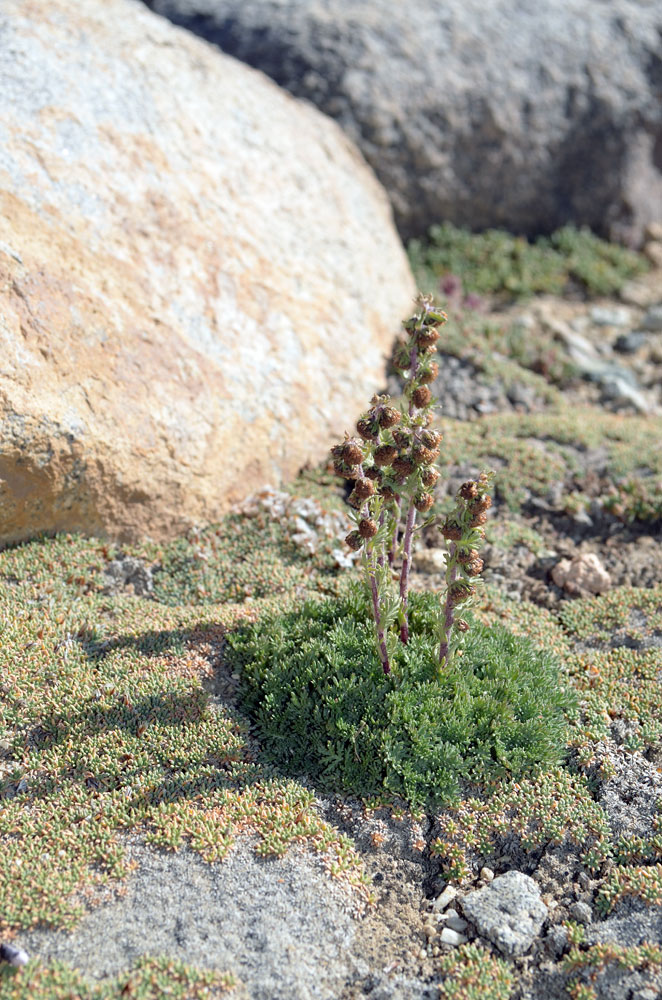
[480,867,495,882]
[545,926,569,958]
[460,871,548,957]
[614,331,648,353]
[432,885,458,911]
[640,305,662,332]
[0,943,29,967]
[413,548,447,575]
[569,901,592,924]
[418,948,427,960]
[631,989,658,1000]
[440,908,460,922]
[578,872,591,891]
[621,279,660,307]
[445,915,469,932]
[589,306,632,327]
[645,221,662,242]
[643,241,662,268]
[551,553,611,596]
[440,927,467,946]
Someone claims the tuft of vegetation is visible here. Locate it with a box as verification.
[437,943,514,1000]
[225,586,575,810]
[408,223,649,300]
[0,956,235,999]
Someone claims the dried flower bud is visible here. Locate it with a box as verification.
[364,466,382,482]
[345,530,363,551]
[392,456,415,479]
[441,520,462,541]
[465,558,484,577]
[374,444,397,467]
[411,444,436,467]
[414,492,434,513]
[392,429,411,450]
[380,484,397,500]
[421,430,442,449]
[457,548,480,564]
[356,417,378,442]
[353,478,376,501]
[341,439,364,465]
[470,495,493,513]
[469,510,488,527]
[412,385,432,409]
[418,362,439,386]
[460,481,479,500]
[456,619,470,633]
[358,518,378,539]
[415,327,440,349]
[378,406,401,429]
[333,458,359,479]
[449,582,476,606]
[347,489,364,508]
[421,467,440,490]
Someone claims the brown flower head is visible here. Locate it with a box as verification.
[373,444,397,467]
[421,467,440,490]
[353,478,376,502]
[358,518,378,539]
[412,385,432,409]
[414,492,434,513]
[345,530,363,551]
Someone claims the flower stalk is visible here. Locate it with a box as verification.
[332,294,492,675]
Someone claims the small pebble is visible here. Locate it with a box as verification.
[445,915,469,932]
[480,867,494,882]
[0,943,29,967]
[418,948,427,960]
[578,872,591,891]
[432,885,457,911]
[569,901,592,925]
[440,927,468,946]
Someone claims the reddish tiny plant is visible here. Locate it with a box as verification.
[332,294,492,677]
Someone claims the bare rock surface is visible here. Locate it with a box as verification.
[460,870,548,957]
[0,0,414,549]
[143,0,662,244]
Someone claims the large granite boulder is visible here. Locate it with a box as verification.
[0,0,414,547]
[143,0,662,245]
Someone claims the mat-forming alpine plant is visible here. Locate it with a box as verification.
[332,294,492,677]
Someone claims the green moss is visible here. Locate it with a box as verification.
[409,223,649,300]
[225,586,576,810]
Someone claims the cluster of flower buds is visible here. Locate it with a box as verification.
[438,472,493,669]
[330,294,493,677]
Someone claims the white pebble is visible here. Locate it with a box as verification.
[432,885,458,911]
[0,943,29,967]
[480,867,495,881]
[440,927,467,946]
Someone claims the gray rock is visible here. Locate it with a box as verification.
[599,750,662,841]
[16,838,360,1000]
[103,556,154,596]
[544,925,569,958]
[143,0,662,244]
[600,375,652,413]
[641,305,662,332]
[0,942,29,967]
[569,901,593,925]
[590,306,633,328]
[439,927,467,946]
[614,331,648,353]
[460,870,548,957]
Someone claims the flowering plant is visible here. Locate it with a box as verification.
[332,295,492,676]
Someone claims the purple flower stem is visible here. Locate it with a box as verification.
[369,552,391,675]
[398,499,417,644]
[438,543,457,668]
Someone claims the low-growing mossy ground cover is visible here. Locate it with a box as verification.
[0,956,234,1000]
[408,223,649,301]
[1,486,662,996]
